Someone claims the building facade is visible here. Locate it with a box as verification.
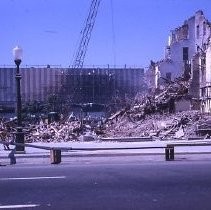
[66,68,145,103]
[147,10,211,90]
[146,10,211,113]
[0,66,145,110]
[199,39,211,113]
[0,67,64,110]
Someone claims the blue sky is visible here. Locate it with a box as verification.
[0,0,211,68]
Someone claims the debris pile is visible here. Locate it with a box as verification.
[25,121,82,142]
[102,110,205,139]
[195,119,211,136]
[0,121,15,149]
[0,111,210,143]
[0,77,210,142]
[100,77,206,139]
[0,119,85,143]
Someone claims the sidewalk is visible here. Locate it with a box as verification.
[1,139,211,159]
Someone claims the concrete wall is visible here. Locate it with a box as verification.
[21,67,63,102]
[195,11,211,50]
[206,44,211,83]
[200,43,211,113]
[157,15,196,80]
[0,67,64,108]
[189,54,200,99]
[0,67,145,107]
[66,67,145,103]
[0,68,15,107]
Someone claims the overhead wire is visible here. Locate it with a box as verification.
[110,0,116,67]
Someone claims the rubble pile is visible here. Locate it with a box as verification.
[0,77,210,142]
[0,120,84,143]
[103,110,205,139]
[0,111,209,143]
[25,121,82,142]
[101,78,205,139]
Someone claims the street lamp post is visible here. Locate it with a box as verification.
[13,46,25,152]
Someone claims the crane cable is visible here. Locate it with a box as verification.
[110,0,116,67]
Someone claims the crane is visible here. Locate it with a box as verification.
[64,0,101,101]
[72,0,101,69]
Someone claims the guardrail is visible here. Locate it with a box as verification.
[0,140,70,164]
[166,142,211,160]
[1,140,211,164]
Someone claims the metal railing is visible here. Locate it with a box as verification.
[166,142,211,160]
[1,140,211,164]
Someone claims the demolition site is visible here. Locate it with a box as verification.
[1,9,211,146]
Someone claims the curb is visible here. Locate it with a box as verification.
[0,152,164,159]
[1,151,211,159]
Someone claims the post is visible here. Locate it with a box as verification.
[50,149,61,164]
[169,146,174,160]
[165,145,174,161]
[8,149,16,165]
[15,59,25,152]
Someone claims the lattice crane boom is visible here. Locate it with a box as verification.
[72,0,101,69]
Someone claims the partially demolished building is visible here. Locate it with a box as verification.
[147,10,211,113]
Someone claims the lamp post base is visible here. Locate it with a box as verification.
[15,127,25,153]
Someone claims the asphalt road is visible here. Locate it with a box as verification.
[0,157,211,210]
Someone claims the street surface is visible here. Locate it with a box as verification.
[0,157,211,210]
